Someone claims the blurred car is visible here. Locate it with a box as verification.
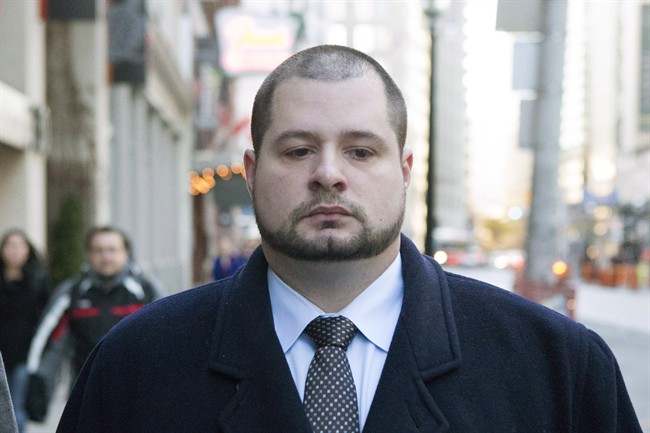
[434,245,487,267]
[490,249,526,270]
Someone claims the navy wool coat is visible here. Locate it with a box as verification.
[57,236,641,432]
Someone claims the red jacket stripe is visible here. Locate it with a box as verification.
[71,307,101,318]
[110,304,144,316]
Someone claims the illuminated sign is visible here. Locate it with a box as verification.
[215,8,301,75]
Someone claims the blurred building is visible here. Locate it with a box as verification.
[612,1,650,271]
[0,0,210,291]
[464,1,529,252]
[491,0,650,282]
[104,0,202,290]
[0,1,48,251]
[560,0,650,272]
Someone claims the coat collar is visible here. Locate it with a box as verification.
[208,235,461,433]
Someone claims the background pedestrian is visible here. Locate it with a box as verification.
[212,238,248,281]
[0,229,51,433]
[25,226,161,422]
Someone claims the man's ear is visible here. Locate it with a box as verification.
[401,147,414,188]
[243,149,257,196]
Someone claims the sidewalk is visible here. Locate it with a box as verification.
[575,281,650,334]
[26,369,69,433]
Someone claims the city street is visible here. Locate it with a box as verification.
[27,267,649,432]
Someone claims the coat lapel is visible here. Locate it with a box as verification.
[206,249,313,433]
[205,237,462,433]
[363,236,461,433]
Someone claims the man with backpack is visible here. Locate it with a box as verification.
[25,226,161,421]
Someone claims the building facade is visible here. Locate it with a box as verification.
[0,1,48,251]
[0,0,206,291]
[561,0,650,276]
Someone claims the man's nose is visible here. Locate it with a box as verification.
[309,151,347,192]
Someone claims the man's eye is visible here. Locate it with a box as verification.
[286,148,310,158]
[350,148,373,159]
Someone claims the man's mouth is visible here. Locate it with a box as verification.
[307,205,352,217]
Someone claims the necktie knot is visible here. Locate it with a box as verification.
[305,316,358,350]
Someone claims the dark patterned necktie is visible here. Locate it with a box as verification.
[303,316,360,433]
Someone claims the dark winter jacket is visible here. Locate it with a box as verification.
[0,269,50,371]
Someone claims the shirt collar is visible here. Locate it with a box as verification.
[269,254,404,354]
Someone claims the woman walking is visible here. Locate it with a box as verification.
[0,229,50,433]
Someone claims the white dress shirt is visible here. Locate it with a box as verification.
[268,254,404,431]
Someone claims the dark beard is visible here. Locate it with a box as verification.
[253,192,404,262]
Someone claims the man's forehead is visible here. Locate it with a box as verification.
[91,233,123,245]
[270,75,387,116]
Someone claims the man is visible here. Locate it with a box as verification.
[57,46,641,432]
[26,226,161,421]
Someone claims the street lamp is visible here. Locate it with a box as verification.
[423,0,449,256]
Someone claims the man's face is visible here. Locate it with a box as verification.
[244,74,413,261]
[87,232,129,277]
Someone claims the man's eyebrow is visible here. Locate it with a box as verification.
[271,129,388,147]
[340,130,388,147]
[272,130,318,145]
[341,129,384,142]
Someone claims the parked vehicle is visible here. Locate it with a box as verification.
[432,228,487,268]
[490,249,526,270]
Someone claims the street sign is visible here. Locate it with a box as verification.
[215,8,302,77]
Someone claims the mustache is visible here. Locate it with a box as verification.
[290,193,366,223]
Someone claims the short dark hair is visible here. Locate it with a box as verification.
[251,45,407,154]
[85,226,132,254]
